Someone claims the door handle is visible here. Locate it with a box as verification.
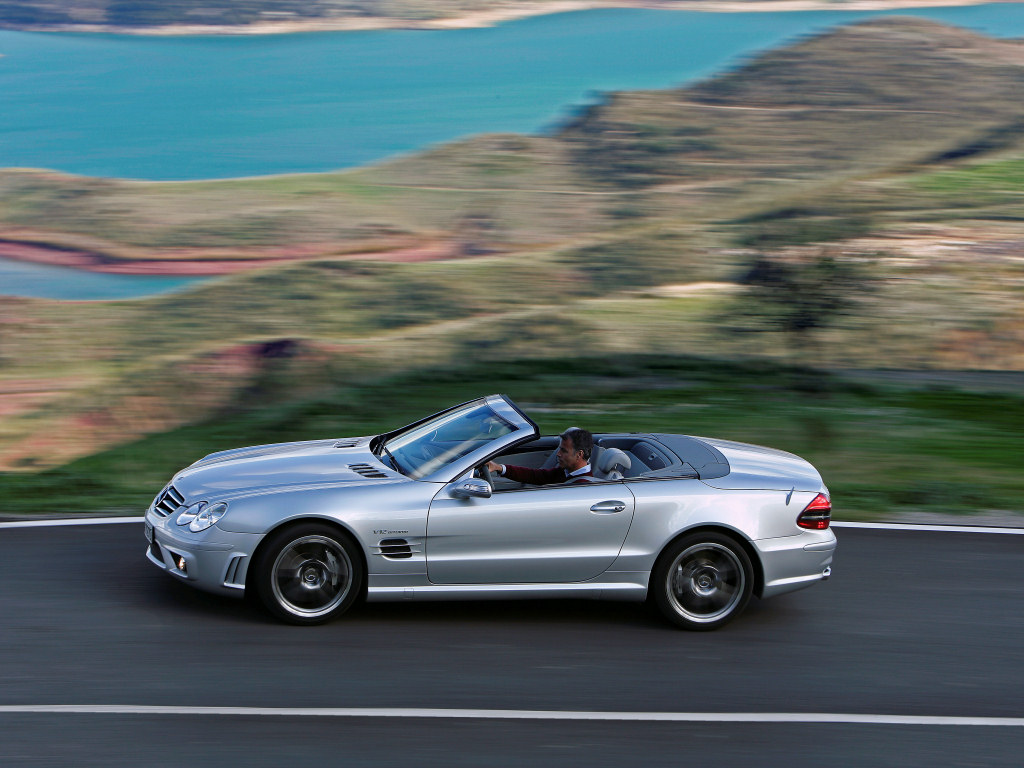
[590,501,627,514]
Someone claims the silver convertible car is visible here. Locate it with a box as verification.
[145,394,835,630]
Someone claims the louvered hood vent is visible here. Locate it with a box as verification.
[334,438,362,448]
[348,463,389,479]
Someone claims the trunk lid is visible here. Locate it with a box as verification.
[695,437,824,492]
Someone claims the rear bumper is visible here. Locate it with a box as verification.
[754,528,836,599]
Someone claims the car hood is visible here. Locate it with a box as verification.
[695,437,824,492]
[171,437,403,501]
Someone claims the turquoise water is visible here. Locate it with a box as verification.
[0,256,204,299]
[1,5,1023,181]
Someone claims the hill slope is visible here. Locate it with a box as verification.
[2,18,1024,473]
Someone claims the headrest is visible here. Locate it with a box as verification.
[598,447,631,473]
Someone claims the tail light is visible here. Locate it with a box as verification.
[797,493,831,530]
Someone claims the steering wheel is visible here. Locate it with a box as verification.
[477,462,494,486]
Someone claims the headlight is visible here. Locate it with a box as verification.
[175,501,204,526]
[190,502,227,532]
[176,501,228,532]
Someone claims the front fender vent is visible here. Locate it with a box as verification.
[374,538,419,560]
[152,485,184,518]
[348,463,389,479]
[222,554,247,590]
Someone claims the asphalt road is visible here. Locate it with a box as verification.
[1,523,1022,767]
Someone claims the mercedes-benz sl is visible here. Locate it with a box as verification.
[144,394,835,630]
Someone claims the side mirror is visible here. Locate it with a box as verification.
[451,478,492,499]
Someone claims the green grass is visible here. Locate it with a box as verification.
[908,154,1024,211]
[1,354,1020,520]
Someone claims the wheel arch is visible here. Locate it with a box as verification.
[650,524,765,599]
[246,516,369,599]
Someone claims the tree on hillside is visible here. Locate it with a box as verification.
[726,248,876,365]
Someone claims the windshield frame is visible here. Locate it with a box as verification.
[373,395,537,483]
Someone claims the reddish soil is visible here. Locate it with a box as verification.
[0,239,458,276]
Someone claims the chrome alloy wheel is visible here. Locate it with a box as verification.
[666,542,746,624]
[270,534,354,619]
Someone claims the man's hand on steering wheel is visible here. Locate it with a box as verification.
[478,461,498,485]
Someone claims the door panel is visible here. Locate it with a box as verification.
[426,482,635,584]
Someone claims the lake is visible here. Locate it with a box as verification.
[2,3,1024,299]
[0,256,204,300]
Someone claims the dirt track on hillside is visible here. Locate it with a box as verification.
[0,239,458,276]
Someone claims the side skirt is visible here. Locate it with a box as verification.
[366,581,648,602]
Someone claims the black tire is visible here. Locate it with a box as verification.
[651,532,753,631]
[253,522,363,625]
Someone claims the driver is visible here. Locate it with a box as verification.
[486,428,594,485]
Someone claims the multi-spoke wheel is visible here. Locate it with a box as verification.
[652,532,753,630]
[254,523,363,625]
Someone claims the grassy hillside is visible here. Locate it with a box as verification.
[0,135,603,262]
[1,355,1022,520]
[1,19,1023,519]
[6,21,1024,258]
[563,19,1024,193]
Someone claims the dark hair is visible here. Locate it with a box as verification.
[560,427,593,461]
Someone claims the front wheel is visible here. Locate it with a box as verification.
[253,523,363,625]
[652,532,753,631]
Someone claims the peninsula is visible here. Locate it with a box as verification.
[0,0,1015,35]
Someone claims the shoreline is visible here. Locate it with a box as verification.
[1,0,1011,36]
[0,238,459,277]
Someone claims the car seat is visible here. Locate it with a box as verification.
[594,447,631,481]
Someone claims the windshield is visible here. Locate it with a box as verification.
[382,401,518,479]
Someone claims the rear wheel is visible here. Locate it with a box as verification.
[254,523,363,625]
[652,532,753,630]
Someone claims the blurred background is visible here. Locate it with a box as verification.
[0,0,1021,521]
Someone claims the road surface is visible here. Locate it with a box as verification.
[0,522,1021,766]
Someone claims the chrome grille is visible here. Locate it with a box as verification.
[152,485,185,518]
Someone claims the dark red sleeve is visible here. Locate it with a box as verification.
[500,464,567,485]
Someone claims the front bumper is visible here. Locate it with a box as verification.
[754,528,836,599]
[145,510,260,597]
